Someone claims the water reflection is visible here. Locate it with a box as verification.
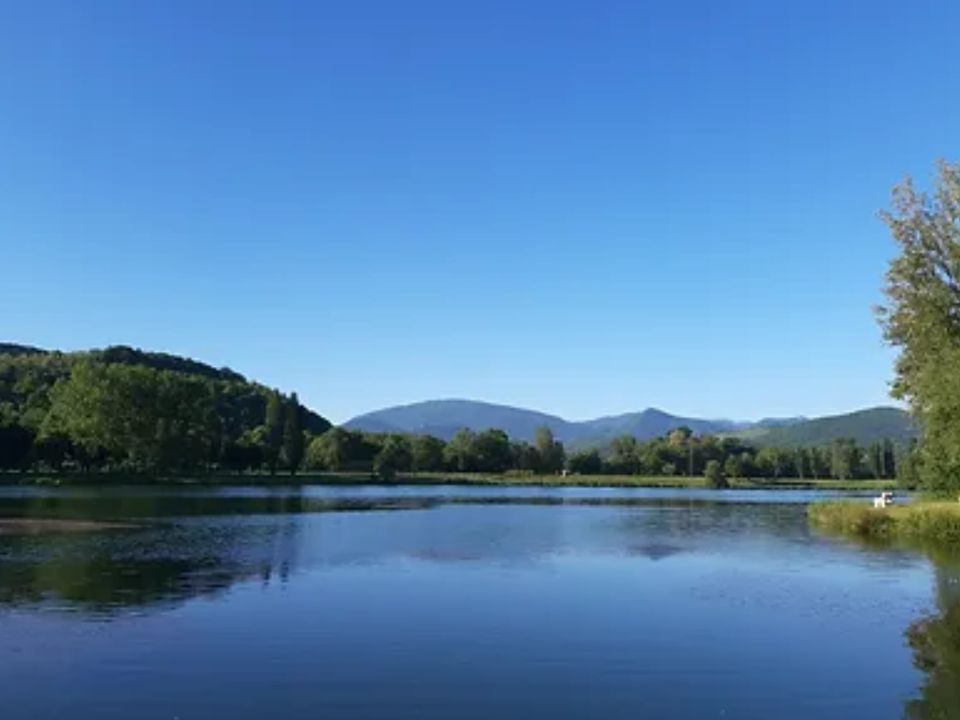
[0,489,437,519]
[904,557,960,719]
[807,525,960,719]
[0,489,804,617]
[0,486,954,719]
[0,520,300,617]
[0,489,445,617]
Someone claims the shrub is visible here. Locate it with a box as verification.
[704,460,728,489]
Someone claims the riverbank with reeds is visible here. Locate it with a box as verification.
[809,500,960,544]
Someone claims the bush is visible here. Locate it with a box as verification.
[704,460,728,489]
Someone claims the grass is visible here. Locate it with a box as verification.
[809,500,960,544]
[0,469,897,491]
[393,473,896,491]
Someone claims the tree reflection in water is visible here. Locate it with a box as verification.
[905,554,960,720]
[0,489,431,618]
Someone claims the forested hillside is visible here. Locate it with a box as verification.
[0,344,330,473]
[735,407,916,446]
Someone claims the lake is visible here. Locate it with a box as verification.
[1,485,957,719]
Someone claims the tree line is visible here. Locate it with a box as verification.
[298,424,903,483]
[0,345,910,483]
[0,348,328,474]
[878,160,960,494]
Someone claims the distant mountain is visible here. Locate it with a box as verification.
[346,400,798,446]
[346,400,915,448]
[345,400,576,442]
[754,416,808,428]
[571,408,741,448]
[739,407,916,447]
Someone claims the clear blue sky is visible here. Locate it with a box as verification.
[2,1,958,423]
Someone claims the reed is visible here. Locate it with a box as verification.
[809,500,960,544]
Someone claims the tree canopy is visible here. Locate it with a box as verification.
[879,160,960,493]
[0,346,329,474]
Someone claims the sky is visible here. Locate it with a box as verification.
[2,1,959,424]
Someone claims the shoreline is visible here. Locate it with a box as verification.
[809,500,960,544]
[0,470,897,492]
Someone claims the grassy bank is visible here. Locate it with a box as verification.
[0,470,896,491]
[809,500,960,544]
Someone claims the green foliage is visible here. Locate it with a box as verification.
[755,447,794,479]
[906,600,960,718]
[280,393,305,473]
[898,441,922,489]
[263,390,284,474]
[0,345,915,483]
[829,439,860,480]
[878,161,960,494]
[305,428,349,471]
[745,407,916,447]
[0,345,329,475]
[704,459,728,489]
[723,454,743,478]
[809,501,960,544]
[443,429,476,472]
[567,449,603,474]
[609,435,642,474]
[535,426,565,473]
[472,429,512,473]
[511,441,541,472]
[807,502,897,539]
[373,435,412,481]
[43,361,218,472]
[411,435,446,472]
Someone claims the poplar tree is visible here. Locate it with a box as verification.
[878,161,960,493]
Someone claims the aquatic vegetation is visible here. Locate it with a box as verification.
[809,501,960,544]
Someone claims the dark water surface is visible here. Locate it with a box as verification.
[1,485,957,719]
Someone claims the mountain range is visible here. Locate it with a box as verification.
[345,399,916,448]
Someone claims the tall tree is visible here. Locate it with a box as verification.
[411,435,446,472]
[44,360,216,472]
[534,426,565,474]
[281,393,304,473]
[878,161,960,493]
[304,427,350,471]
[444,429,477,472]
[473,429,513,473]
[610,435,641,474]
[883,439,897,479]
[723,454,743,479]
[829,439,860,480]
[263,390,284,474]
[373,435,412,481]
[704,459,728,489]
[567,448,603,474]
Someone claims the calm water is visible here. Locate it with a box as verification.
[1,485,958,719]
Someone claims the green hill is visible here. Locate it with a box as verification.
[739,407,916,447]
[0,344,330,472]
